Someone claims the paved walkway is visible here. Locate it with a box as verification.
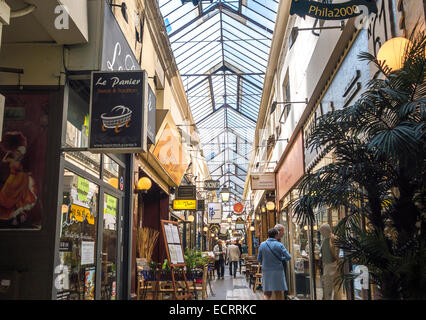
[206,268,263,300]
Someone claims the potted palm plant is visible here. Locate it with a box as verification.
[292,29,425,299]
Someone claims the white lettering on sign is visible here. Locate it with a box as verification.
[107,43,137,71]
[111,76,141,88]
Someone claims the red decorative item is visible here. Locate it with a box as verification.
[233,202,244,213]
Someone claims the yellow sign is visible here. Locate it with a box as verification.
[173,199,196,210]
[70,204,94,225]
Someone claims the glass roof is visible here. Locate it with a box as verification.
[159,0,279,209]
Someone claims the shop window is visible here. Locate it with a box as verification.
[103,155,124,190]
[101,194,118,300]
[65,83,101,179]
[57,170,99,300]
[66,83,90,149]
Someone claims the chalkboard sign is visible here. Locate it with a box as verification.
[89,70,148,153]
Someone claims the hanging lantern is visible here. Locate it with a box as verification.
[261,205,266,213]
[377,37,412,71]
[266,201,275,211]
[136,177,152,193]
[220,186,230,202]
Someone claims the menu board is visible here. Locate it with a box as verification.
[161,220,185,266]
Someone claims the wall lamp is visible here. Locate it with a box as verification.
[110,2,128,22]
[134,176,152,194]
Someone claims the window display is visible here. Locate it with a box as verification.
[57,170,99,300]
[101,194,118,300]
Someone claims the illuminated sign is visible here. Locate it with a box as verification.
[172,199,197,210]
[290,0,377,20]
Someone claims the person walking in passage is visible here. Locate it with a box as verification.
[213,240,225,279]
[226,240,241,278]
[258,228,292,300]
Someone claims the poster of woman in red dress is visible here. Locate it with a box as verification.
[0,131,37,225]
[0,93,48,229]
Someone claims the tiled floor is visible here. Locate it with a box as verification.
[206,269,263,300]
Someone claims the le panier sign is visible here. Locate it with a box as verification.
[173,199,197,210]
[89,70,148,153]
[290,0,377,20]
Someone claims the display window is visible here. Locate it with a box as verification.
[101,194,118,300]
[55,81,126,300]
[57,170,99,300]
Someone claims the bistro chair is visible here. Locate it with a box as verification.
[253,264,262,293]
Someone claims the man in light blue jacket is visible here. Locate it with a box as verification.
[258,228,291,300]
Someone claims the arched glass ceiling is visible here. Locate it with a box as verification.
[159,0,278,211]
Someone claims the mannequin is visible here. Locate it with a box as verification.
[319,223,341,300]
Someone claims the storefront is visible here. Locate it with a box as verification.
[53,0,145,300]
[275,131,306,299]
[300,27,371,301]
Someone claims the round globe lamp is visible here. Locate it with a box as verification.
[250,226,255,231]
[377,37,412,71]
[187,214,194,222]
[136,177,152,193]
[266,201,275,211]
[203,226,208,232]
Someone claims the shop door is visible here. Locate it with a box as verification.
[57,171,99,300]
[100,193,120,300]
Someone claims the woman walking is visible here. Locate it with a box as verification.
[257,228,292,300]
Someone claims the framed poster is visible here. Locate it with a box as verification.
[89,70,148,153]
[0,93,48,230]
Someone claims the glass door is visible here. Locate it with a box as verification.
[57,171,99,300]
[101,193,119,300]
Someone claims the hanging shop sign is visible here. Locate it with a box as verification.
[172,199,197,210]
[233,202,244,214]
[250,173,276,190]
[277,131,305,204]
[89,70,148,153]
[152,123,189,186]
[68,1,141,72]
[147,84,156,145]
[197,200,205,212]
[176,186,196,199]
[290,0,377,20]
[209,224,220,234]
[204,179,220,190]
[207,203,222,223]
[235,217,245,230]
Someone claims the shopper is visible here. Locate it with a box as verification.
[274,223,289,299]
[213,240,225,279]
[225,240,232,276]
[258,228,291,300]
[235,239,242,273]
[226,240,241,278]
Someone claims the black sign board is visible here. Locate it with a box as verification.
[197,200,205,212]
[89,70,148,153]
[147,84,156,145]
[204,179,220,190]
[290,0,377,20]
[101,3,140,72]
[176,186,196,199]
[59,240,73,252]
